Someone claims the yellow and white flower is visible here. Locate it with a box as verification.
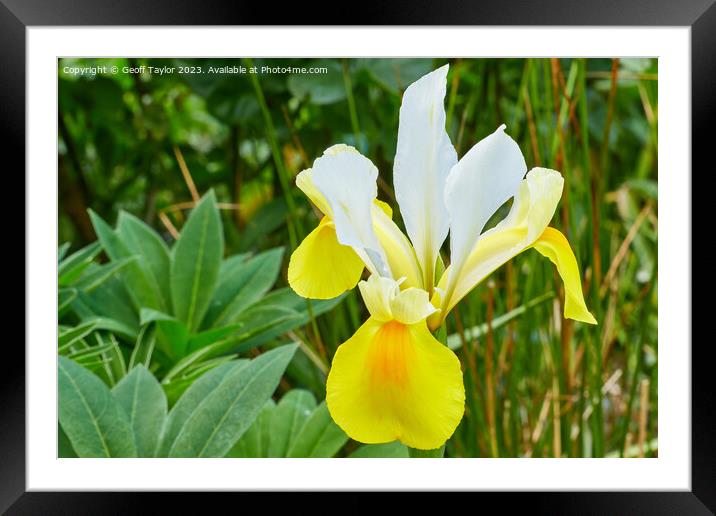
[288,64,596,450]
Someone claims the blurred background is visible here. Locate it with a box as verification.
[58,57,658,458]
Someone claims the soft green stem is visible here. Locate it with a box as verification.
[408,445,445,458]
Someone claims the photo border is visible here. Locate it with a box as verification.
[5,0,709,510]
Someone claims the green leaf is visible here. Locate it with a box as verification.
[89,209,163,311]
[72,275,139,336]
[167,343,298,457]
[112,365,167,457]
[186,323,243,354]
[268,389,317,457]
[227,400,276,457]
[161,357,237,408]
[157,361,243,456]
[287,60,346,105]
[95,332,127,386]
[58,242,71,263]
[128,325,156,370]
[58,242,102,286]
[349,441,409,458]
[286,402,348,458]
[117,211,172,312]
[58,356,137,457]
[74,257,137,293]
[140,309,190,360]
[81,316,137,341]
[58,423,78,458]
[170,191,224,331]
[58,321,98,350]
[58,288,78,316]
[202,247,284,328]
[230,289,344,352]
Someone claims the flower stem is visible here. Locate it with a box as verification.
[408,445,445,458]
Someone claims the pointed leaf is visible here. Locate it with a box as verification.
[286,401,348,458]
[168,344,298,457]
[113,365,168,457]
[58,356,137,457]
[170,191,224,331]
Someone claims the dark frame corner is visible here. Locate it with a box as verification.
[5,0,709,512]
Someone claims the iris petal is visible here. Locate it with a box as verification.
[532,227,597,324]
[326,318,465,450]
[438,167,564,315]
[444,125,527,301]
[393,64,457,289]
[311,144,391,278]
[288,218,364,299]
[372,204,423,289]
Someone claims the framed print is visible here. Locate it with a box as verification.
[5,0,709,511]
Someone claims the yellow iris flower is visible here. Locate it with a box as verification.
[288,64,597,450]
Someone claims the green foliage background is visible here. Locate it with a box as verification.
[58,57,658,458]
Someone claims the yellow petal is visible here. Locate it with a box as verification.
[373,199,393,218]
[358,275,399,322]
[358,275,436,325]
[438,167,564,315]
[288,218,364,299]
[391,288,437,325]
[532,227,597,324]
[296,168,333,217]
[372,204,423,289]
[326,318,465,450]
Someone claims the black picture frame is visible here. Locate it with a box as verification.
[5,0,708,511]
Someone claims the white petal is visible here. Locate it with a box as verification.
[438,167,563,314]
[444,125,527,290]
[311,144,390,277]
[393,64,457,289]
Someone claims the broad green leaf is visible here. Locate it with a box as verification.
[82,316,137,341]
[227,400,276,457]
[113,365,167,457]
[58,356,137,457]
[268,389,317,457]
[167,306,299,370]
[168,343,298,457]
[358,58,434,95]
[140,309,190,360]
[58,288,77,316]
[128,325,156,370]
[349,441,409,458]
[75,257,137,293]
[58,423,78,458]
[73,275,139,335]
[170,191,224,331]
[186,323,243,354]
[231,290,344,352]
[202,247,284,328]
[288,60,346,105]
[117,211,172,312]
[140,308,176,325]
[58,242,101,286]
[286,402,348,458]
[157,361,242,456]
[89,210,163,310]
[161,356,237,408]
